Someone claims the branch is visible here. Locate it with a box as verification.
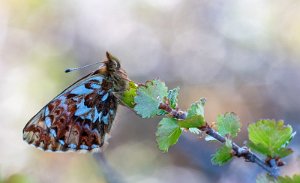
[159,103,280,178]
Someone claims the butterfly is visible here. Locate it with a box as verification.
[23,52,129,152]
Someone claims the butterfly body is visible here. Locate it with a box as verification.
[23,52,128,152]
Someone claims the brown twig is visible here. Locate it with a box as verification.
[159,102,280,178]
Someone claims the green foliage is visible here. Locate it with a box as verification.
[211,145,233,166]
[121,81,137,108]
[216,113,241,138]
[178,115,205,129]
[248,120,295,158]
[276,148,294,159]
[126,78,296,176]
[156,118,182,152]
[168,87,180,109]
[278,175,300,183]
[186,98,206,134]
[187,98,206,118]
[133,79,206,152]
[134,80,168,118]
[155,115,204,153]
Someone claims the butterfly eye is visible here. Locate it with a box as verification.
[107,59,120,71]
[113,60,121,70]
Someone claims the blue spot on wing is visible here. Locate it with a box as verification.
[50,129,57,137]
[98,90,105,95]
[45,107,50,116]
[80,144,89,150]
[102,113,109,124]
[97,112,103,123]
[109,109,114,115]
[59,140,65,145]
[90,83,101,89]
[91,144,99,149]
[75,106,92,116]
[75,100,92,116]
[101,92,109,101]
[45,117,51,128]
[68,144,77,149]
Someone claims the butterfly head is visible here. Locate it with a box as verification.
[103,52,121,72]
[99,52,129,92]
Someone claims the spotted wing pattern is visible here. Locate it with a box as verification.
[23,71,118,152]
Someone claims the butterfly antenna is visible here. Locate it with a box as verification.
[65,61,104,73]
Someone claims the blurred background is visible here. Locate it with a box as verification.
[1,0,300,182]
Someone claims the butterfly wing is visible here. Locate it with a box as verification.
[23,71,118,152]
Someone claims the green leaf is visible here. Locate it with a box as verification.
[187,98,206,118]
[248,142,270,157]
[216,112,241,138]
[156,118,182,152]
[134,80,168,118]
[121,81,138,108]
[178,115,205,128]
[278,175,300,183]
[248,119,295,158]
[181,98,206,131]
[276,148,293,158]
[167,87,180,109]
[211,145,233,166]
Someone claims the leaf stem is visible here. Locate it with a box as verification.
[159,103,280,178]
